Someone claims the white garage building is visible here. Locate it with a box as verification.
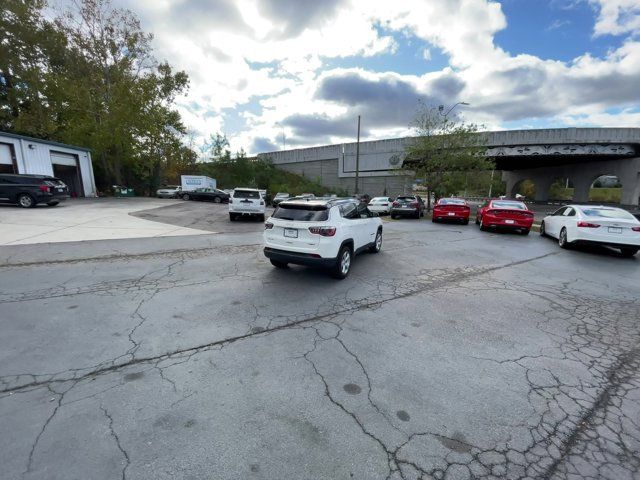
[0,131,97,197]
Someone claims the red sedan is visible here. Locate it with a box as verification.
[432,198,471,224]
[476,199,534,235]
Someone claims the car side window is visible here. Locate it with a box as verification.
[564,208,575,217]
[553,207,567,216]
[340,202,359,219]
[356,202,372,218]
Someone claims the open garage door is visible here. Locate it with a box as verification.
[0,143,15,174]
[51,152,84,197]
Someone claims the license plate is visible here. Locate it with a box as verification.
[505,219,515,224]
[57,188,64,192]
[608,227,622,234]
[284,228,298,238]
[402,205,409,208]
[447,212,455,216]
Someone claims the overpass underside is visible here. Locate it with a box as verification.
[499,155,640,206]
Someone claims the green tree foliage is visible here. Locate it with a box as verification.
[197,135,340,196]
[402,102,493,209]
[0,0,191,194]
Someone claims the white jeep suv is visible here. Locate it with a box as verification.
[263,198,383,279]
[229,188,266,221]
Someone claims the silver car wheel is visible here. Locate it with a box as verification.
[341,250,351,275]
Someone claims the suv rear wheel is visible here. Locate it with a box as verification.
[331,245,352,279]
[18,193,35,208]
[270,259,288,268]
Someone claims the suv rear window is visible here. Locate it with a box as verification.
[273,205,329,221]
[234,190,260,199]
[396,196,415,202]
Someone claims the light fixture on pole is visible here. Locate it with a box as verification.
[438,102,470,117]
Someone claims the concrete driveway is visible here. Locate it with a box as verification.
[1,213,639,479]
[0,198,210,245]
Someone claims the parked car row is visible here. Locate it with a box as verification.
[0,173,69,208]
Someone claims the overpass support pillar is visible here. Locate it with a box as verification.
[620,166,640,207]
[534,176,552,202]
[573,177,591,204]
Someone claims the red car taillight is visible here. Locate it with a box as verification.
[392,201,399,207]
[39,185,50,193]
[632,226,640,232]
[577,221,600,228]
[308,226,336,237]
[264,222,273,230]
[410,202,419,208]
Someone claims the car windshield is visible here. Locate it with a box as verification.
[581,208,636,220]
[439,199,465,205]
[492,201,526,210]
[273,205,329,221]
[234,190,260,199]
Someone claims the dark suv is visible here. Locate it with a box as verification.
[0,174,69,208]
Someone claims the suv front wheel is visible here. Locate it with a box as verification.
[331,245,352,279]
[369,229,382,253]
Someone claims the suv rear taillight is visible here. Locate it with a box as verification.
[410,202,419,208]
[392,201,399,207]
[632,226,640,232]
[39,185,50,193]
[264,222,273,230]
[577,221,600,228]
[308,226,336,237]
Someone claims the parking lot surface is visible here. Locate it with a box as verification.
[0,198,210,245]
[1,203,639,480]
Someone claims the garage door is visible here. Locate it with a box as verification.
[50,152,77,166]
[51,152,84,197]
[0,144,14,173]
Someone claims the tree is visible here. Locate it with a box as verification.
[402,102,493,210]
[1,0,191,193]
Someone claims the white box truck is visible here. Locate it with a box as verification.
[181,175,216,192]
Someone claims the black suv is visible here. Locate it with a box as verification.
[0,174,69,208]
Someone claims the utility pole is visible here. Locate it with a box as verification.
[355,115,361,194]
[488,169,495,198]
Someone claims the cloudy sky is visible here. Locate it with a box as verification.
[109,0,640,154]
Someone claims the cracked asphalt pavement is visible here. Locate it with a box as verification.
[1,205,639,480]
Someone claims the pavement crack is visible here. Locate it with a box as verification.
[101,405,130,480]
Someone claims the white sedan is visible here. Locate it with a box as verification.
[540,205,640,257]
[368,196,394,215]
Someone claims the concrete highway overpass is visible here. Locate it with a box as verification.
[257,127,640,206]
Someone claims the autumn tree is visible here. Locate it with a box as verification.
[402,102,493,210]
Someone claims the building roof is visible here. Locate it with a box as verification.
[0,131,91,152]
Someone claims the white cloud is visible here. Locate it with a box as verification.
[86,0,640,153]
[589,0,640,36]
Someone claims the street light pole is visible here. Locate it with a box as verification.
[355,115,361,195]
[438,101,470,118]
